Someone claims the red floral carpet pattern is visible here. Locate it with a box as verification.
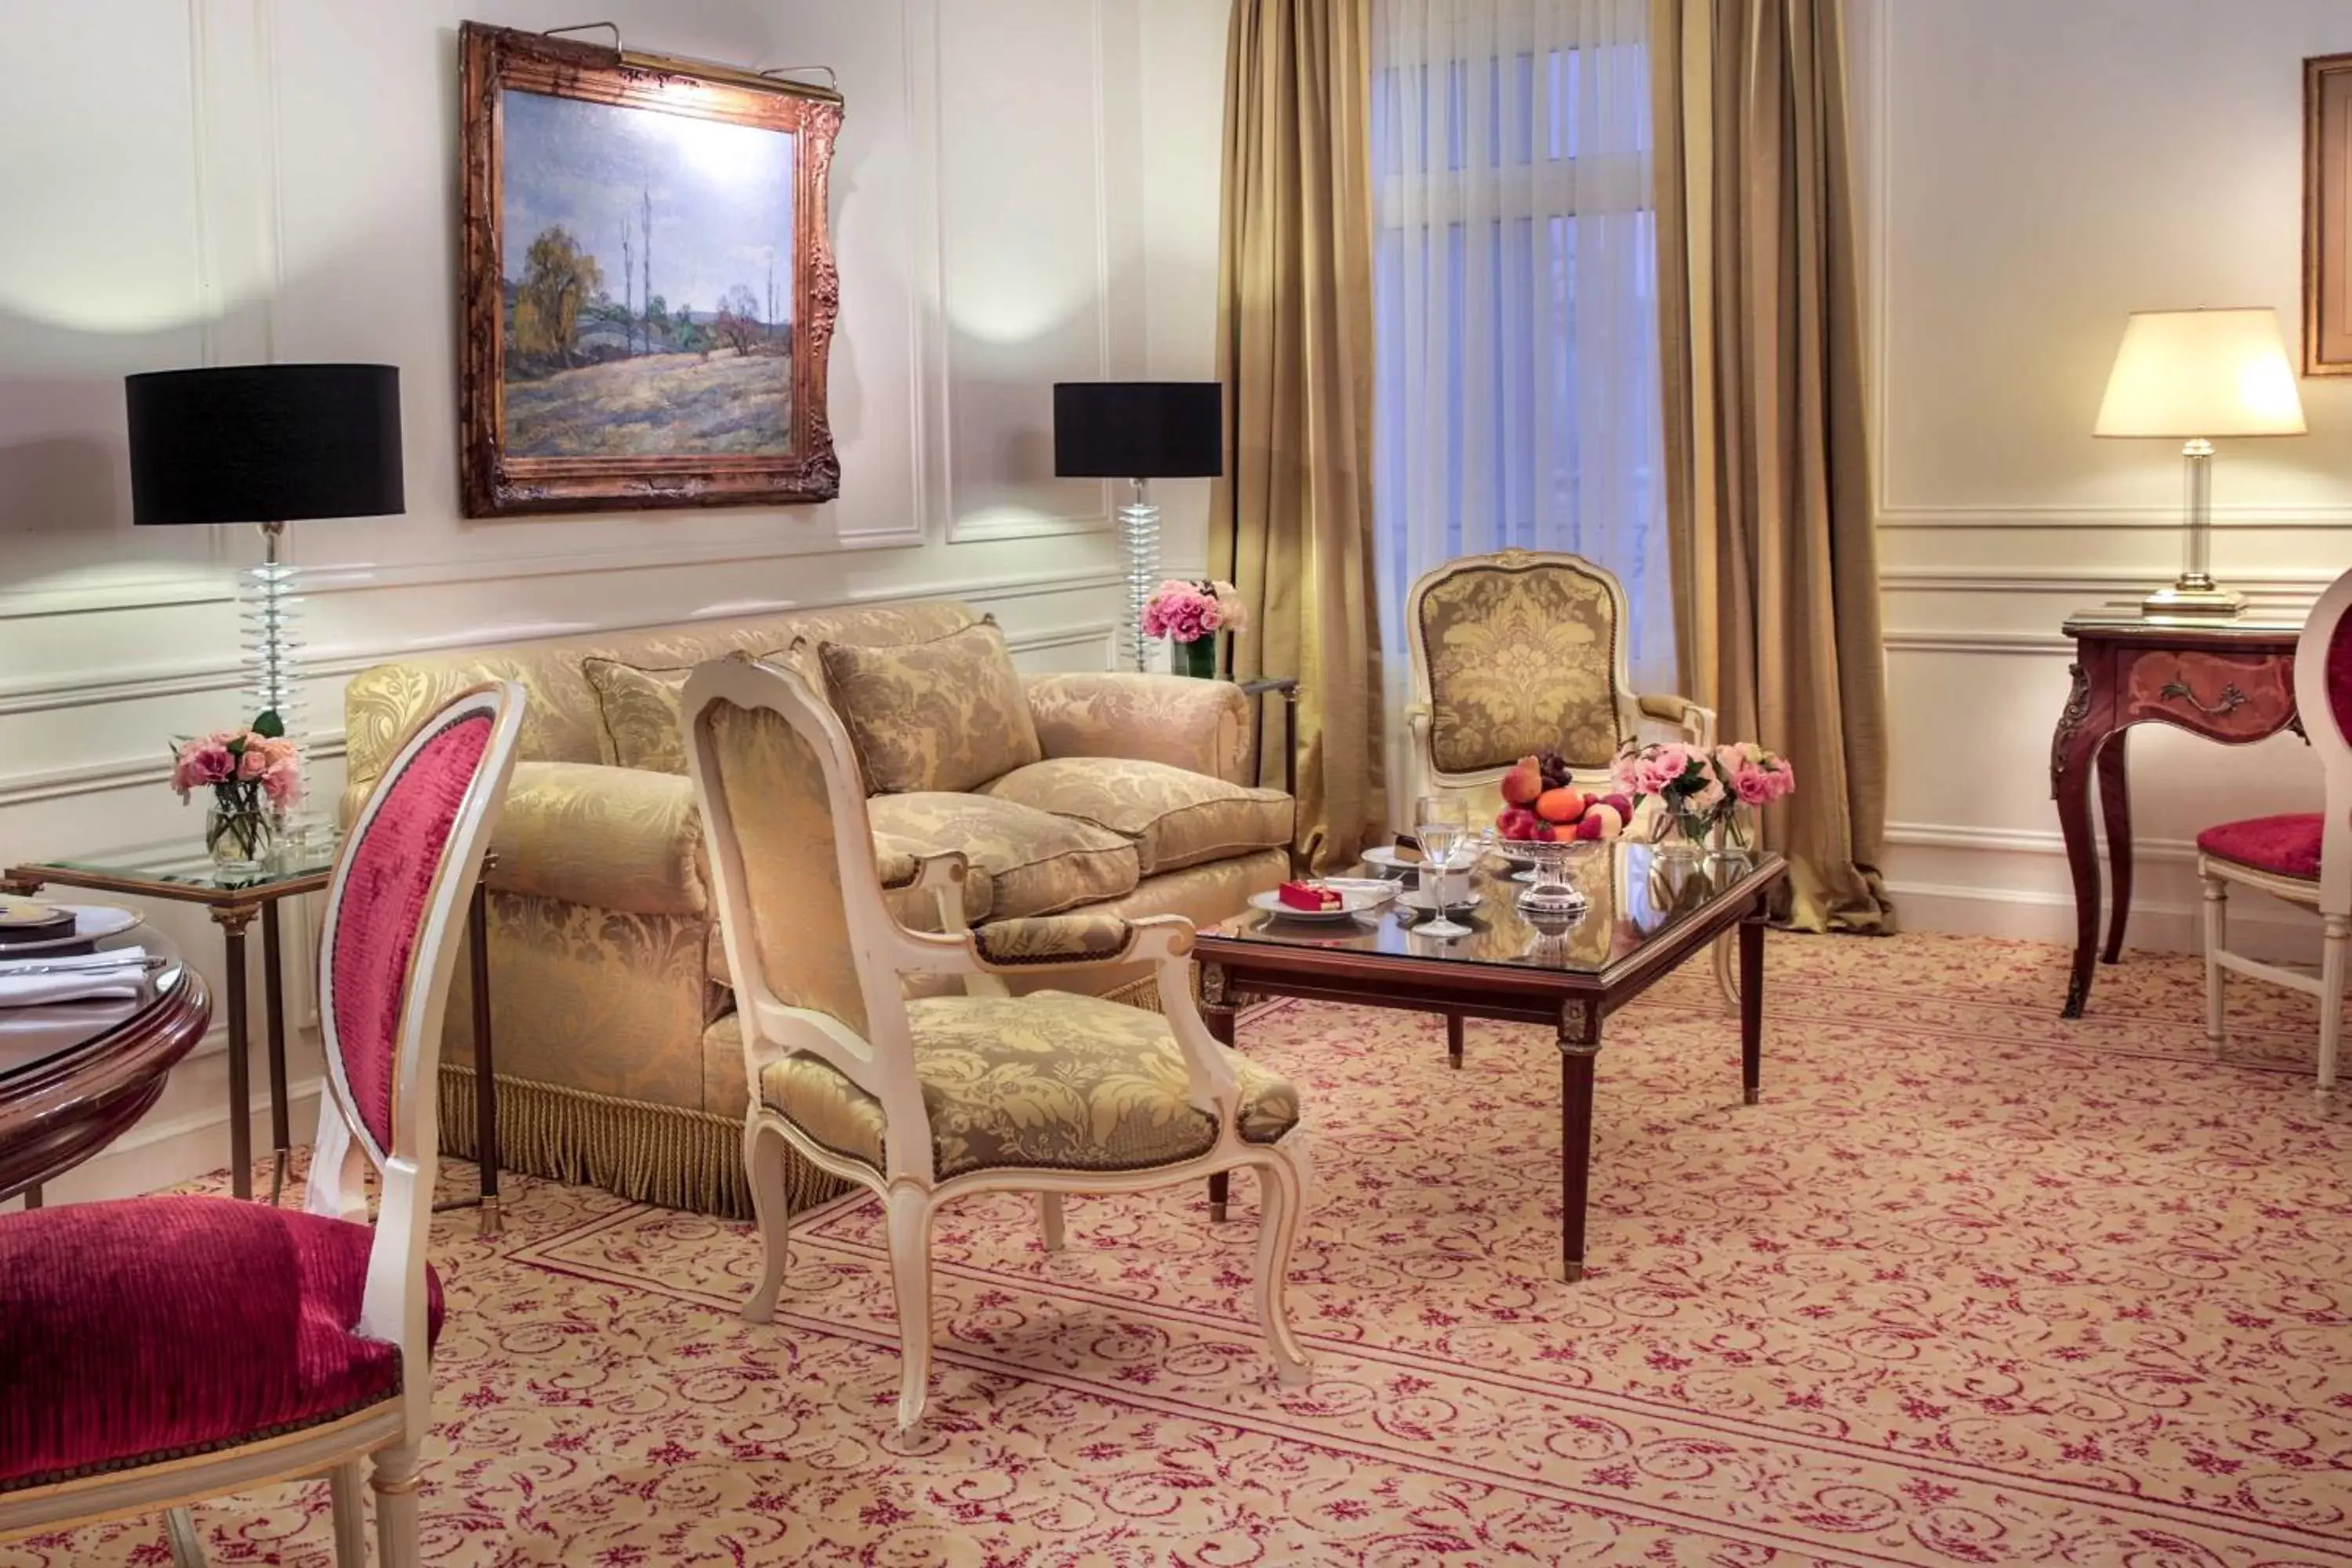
[8,932,2350,1565]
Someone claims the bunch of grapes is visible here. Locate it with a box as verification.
[1533,749,1571,793]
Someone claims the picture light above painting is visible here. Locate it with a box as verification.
[457,22,843,517]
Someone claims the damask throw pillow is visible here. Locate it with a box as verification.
[818,619,1043,794]
[582,658,694,774]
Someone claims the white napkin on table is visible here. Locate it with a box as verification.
[0,946,151,1007]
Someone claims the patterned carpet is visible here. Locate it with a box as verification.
[8,931,2351,1566]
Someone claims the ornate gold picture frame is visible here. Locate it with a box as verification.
[2304,52,2352,376]
[458,23,842,515]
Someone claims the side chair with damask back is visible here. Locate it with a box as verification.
[0,683,524,1568]
[1405,549,1733,1001]
[2199,566,2352,1094]
[682,655,1313,1432]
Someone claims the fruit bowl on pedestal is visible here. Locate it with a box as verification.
[1494,749,1635,857]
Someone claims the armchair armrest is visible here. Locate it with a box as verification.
[1637,692,1717,748]
[1025,672,1249,784]
[969,913,1145,970]
[487,760,706,916]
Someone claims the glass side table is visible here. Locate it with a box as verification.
[2,839,506,1232]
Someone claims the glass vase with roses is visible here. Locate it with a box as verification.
[1610,739,1796,866]
[1142,579,1247,678]
[170,712,305,874]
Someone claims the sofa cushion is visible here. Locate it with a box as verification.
[978,757,1293,876]
[867,793,1138,920]
[759,991,1300,1180]
[492,762,706,916]
[583,658,694,773]
[819,619,1042,794]
[0,1196,445,1493]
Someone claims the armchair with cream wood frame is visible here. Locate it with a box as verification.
[0,682,524,1568]
[682,655,1314,1432]
[1403,548,1731,1000]
[2198,565,2352,1093]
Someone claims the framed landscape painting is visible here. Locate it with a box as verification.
[459,23,842,515]
[2307,52,2352,376]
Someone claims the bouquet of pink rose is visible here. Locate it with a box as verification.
[1142,578,1246,644]
[1611,739,1795,848]
[171,713,303,866]
[1143,579,1247,677]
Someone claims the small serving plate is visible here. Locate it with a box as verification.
[0,905,143,956]
[1248,878,1397,923]
[1359,844,1425,876]
[1396,884,1482,917]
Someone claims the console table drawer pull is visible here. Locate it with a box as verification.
[2158,679,2249,717]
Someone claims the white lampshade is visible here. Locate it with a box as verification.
[2093,307,2307,438]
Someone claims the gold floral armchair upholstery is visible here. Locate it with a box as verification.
[1404,550,1715,805]
[340,601,1295,1224]
[683,655,1312,1430]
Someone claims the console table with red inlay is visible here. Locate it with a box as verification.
[2050,608,2303,1018]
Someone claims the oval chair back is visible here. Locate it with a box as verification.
[305,680,527,1437]
[2291,567,2352,919]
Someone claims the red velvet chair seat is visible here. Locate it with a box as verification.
[0,1196,445,1494]
[2196,813,2323,882]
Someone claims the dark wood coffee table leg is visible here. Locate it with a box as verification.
[1200,962,1235,1222]
[262,902,292,1205]
[211,906,257,1200]
[1740,907,1765,1105]
[1557,1000,1599,1282]
[1446,1012,1464,1069]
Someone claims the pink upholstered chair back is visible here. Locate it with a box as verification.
[2290,569,2352,916]
[318,682,524,1168]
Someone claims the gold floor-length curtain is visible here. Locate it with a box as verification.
[1651,0,1892,933]
[1213,0,1386,872]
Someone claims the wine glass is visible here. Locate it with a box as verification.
[1414,795,1474,940]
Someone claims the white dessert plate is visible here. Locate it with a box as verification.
[1248,879,1397,922]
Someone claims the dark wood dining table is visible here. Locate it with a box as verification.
[0,926,212,1206]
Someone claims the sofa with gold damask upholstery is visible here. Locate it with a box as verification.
[339,601,1293,1218]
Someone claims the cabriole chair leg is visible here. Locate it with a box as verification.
[885,1185,936,1431]
[2320,914,2348,1095]
[742,1120,793,1324]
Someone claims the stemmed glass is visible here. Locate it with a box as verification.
[1414,795,1475,941]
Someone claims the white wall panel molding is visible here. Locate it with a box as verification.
[1882,630,2073,656]
[0,565,1128,720]
[1880,568,2337,597]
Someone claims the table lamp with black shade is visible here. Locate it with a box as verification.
[126,363,404,740]
[1053,381,1223,672]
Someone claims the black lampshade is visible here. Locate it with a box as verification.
[1053,382,1222,480]
[125,364,404,526]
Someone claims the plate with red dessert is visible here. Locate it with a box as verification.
[1248,877,1397,923]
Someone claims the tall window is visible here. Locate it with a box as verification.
[1371,0,1671,703]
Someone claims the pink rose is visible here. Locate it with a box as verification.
[261,757,304,809]
[1685,772,1726,815]
[1734,765,1773,806]
[238,745,268,780]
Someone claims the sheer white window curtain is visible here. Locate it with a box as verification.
[1370,0,1671,798]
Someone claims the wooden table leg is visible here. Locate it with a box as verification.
[2096,730,2133,965]
[262,901,292,1206]
[1557,1000,1599,1283]
[211,906,257,1200]
[1200,962,1236,1223]
[1446,1011,1464,1070]
[1740,908,1765,1105]
[469,881,501,1236]
[2050,659,2111,1018]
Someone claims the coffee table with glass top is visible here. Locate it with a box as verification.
[2,840,505,1230]
[1193,841,1785,1282]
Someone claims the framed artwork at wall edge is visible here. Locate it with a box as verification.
[458,22,842,516]
[2306,51,2352,376]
